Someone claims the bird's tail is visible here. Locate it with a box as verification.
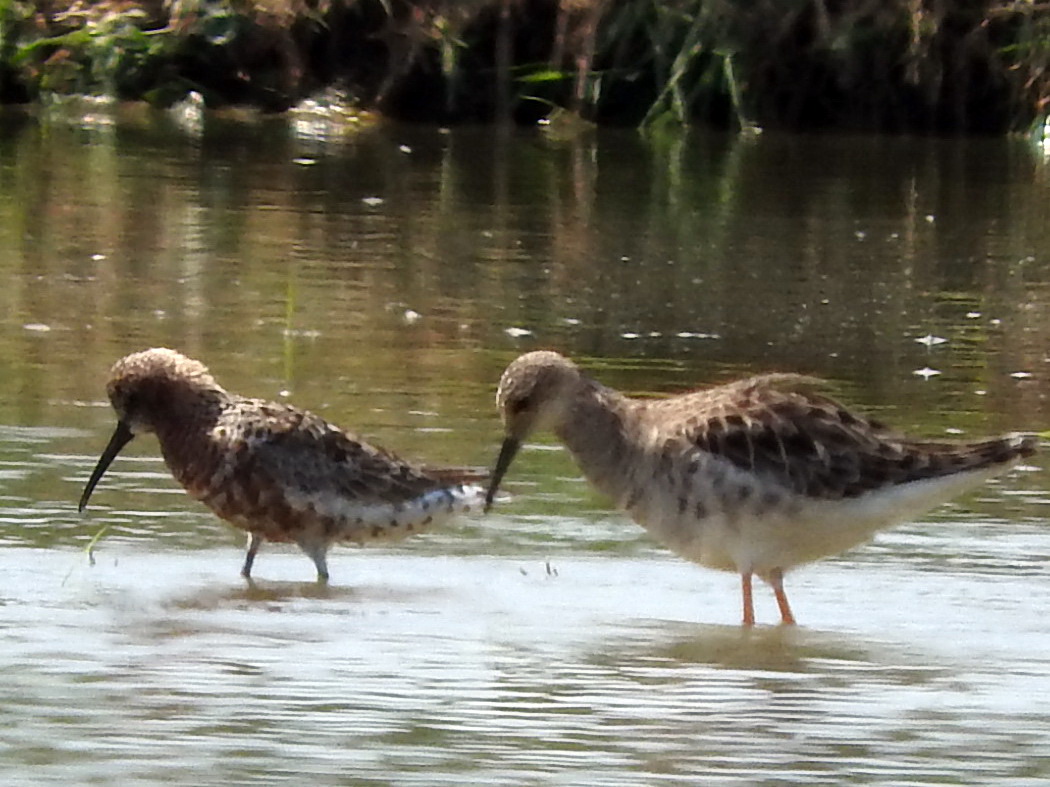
[909,432,1038,478]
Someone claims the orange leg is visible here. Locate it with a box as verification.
[741,571,755,627]
[768,568,796,625]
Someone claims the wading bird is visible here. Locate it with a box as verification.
[485,351,1036,625]
[80,348,484,581]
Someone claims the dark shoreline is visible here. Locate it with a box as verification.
[2,0,1049,134]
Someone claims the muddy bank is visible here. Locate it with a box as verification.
[2,0,1048,133]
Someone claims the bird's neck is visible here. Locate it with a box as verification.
[153,391,228,489]
[554,382,642,504]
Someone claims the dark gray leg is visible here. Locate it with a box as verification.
[242,532,263,579]
[297,539,330,583]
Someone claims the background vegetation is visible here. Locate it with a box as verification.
[1,0,1049,132]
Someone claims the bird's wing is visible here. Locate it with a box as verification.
[232,401,452,504]
[664,374,963,499]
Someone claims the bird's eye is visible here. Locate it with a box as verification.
[507,395,531,415]
[122,391,140,415]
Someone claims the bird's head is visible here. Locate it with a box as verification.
[485,351,583,512]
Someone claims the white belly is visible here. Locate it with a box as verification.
[628,463,1008,576]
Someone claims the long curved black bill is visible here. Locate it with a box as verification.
[78,420,135,513]
[484,436,521,513]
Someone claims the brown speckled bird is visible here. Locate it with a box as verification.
[79,348,485,582]
[485,351,1037,626]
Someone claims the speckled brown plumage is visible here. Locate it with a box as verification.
[485,351,1037,626]
[79,348,485,582]
[649,373,1032,500]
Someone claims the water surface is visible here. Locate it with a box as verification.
[0,110,1048,783]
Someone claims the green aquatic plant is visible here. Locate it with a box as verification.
[61,523,112,586]
[991,3,1050,133]
[0,0,41,99]
[0,0,1048,130]
[6,2,174,99]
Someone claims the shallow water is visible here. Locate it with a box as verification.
[1,108,1049,783]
